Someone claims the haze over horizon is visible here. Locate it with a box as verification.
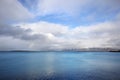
[0,0,120,51]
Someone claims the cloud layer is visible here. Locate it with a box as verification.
[6,18,120,50]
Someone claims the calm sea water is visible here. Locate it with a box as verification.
[0,51,120,80]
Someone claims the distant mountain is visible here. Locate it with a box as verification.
[62,48,120,52]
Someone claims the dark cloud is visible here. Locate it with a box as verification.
[0,36,30,51]
[0,24,42,40]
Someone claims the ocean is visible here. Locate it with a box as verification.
[0,51,120,80]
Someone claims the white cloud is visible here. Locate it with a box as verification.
[19,21,69,36]
[25,0,120,18]
[36,0,85,16]
[0,0,33,23]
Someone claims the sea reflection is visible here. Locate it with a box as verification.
[44,53,54,75]
[24,52,56,79]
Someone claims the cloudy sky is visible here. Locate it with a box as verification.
[0,0,120,51]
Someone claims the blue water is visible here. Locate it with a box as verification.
[0,52,120,80]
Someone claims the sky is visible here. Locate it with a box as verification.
[0,0,120,51]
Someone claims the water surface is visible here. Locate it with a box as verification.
[0,51,120,80]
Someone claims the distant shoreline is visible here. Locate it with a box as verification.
[0,48,120,52]
[0,50,120,52]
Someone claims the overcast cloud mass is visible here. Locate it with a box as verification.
[0,0,120,51]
